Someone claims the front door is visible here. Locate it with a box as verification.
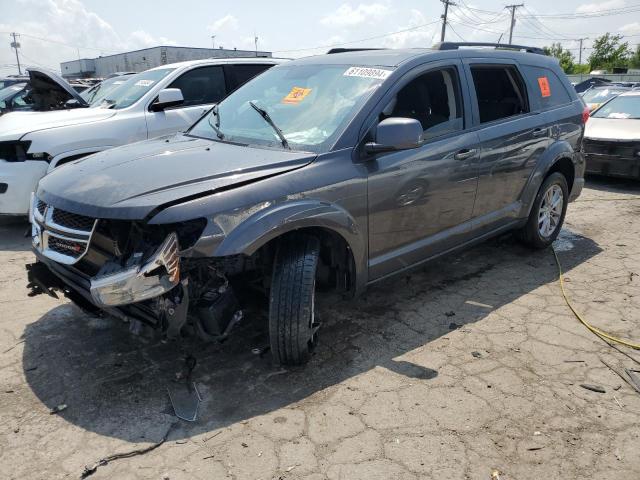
[367,63,480,280]
[145,65,228,138]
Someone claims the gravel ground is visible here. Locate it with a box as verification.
[1,176,639,480]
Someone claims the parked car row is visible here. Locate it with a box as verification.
[23,43,589,365]
[0,57,282,215]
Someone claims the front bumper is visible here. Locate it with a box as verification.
[585,153,640,179]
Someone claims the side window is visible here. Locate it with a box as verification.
[470,65,529,123]
[521,65,572,109]
[381,67,464,140]
[168,66,226,107]
[231,64,273,88]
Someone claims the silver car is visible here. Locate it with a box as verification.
[583,91,640,179]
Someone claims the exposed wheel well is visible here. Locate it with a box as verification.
[547,157,575,193]
[258,227,356,293]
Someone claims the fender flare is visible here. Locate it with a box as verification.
[519,140,577,217]
[213,199,368,288]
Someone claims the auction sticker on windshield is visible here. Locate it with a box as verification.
[282,87,312,104]
[344,66,392,80]
[135,80,155,87]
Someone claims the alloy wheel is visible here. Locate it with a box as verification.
[538,184,564,238]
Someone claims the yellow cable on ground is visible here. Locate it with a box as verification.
[553,247,640,350]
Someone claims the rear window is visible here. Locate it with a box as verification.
[470,65,529,123]
[521,65,572,109]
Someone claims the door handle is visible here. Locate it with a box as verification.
[532,127,548,137]
[454,148,477,160]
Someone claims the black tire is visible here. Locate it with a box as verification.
[517,172,569,249]
[269,233,320,366]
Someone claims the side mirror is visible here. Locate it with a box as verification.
[151,88,184,111]
[64,98,82,109]
[365,117,424,154]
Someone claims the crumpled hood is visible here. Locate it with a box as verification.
[585,117,640,141]
[0,108,116,141]
[38,134,316,220]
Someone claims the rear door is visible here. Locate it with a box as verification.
[145,65,227,138]
[367,61,480,280]
[464,60,550,231]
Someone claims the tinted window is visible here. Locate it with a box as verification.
[232,64,273,88]
[381,67,463,139]
[521,65,572,109]
[169,66,226,107]
[470,65,528,123]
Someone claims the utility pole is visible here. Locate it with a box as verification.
[577,37,588,65]
[211,35,216,49]
[254,35,258,56]
[505,4,524,44]
[10,32,21,75]
[440,0,456,42]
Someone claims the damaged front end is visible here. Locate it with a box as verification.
[27,195,246,342]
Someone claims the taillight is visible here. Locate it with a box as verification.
[582,106,590,124]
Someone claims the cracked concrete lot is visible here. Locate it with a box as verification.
[1,176,639,480]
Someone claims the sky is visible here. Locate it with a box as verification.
[2,0,640,75]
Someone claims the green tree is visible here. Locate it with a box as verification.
[588,33,630,71]
[543,42,575,73]
[629,45,640,69]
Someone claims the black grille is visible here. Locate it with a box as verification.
[36,199,47,216]
[583,139,638,157]
[48,237,85,258]
[51,208,95,232]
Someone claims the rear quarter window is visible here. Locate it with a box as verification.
[521,65,572,110]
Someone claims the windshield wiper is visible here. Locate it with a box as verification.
[208,104,224,139]
[248,101,290,149]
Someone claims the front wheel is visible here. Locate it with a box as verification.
[517,172,569,249]
[269,233,321,366]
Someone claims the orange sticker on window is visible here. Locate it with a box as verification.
[538,77,551,97]
[282,87,312,104]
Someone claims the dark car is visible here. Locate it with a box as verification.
[28,42,587,365]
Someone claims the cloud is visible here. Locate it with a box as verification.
[576,0,625,14]
[0,0,178,74]
[128,30,177,49]
[619,22,640,33]
[382,10,438,49]
[208,14,239,33]
[320,2,389,28]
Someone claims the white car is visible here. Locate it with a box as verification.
[0,58,283,215]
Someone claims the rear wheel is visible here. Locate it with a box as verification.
[517,172,568,249]
[269,233,320,366]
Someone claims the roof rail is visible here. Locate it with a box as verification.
[433,42,546,55]
[326,48,383,54]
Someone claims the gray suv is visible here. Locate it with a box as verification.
[27,42,587,365]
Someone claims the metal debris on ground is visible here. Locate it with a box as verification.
[49,404,67,414]
[580,384,606,393]
[167,382,202,422]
